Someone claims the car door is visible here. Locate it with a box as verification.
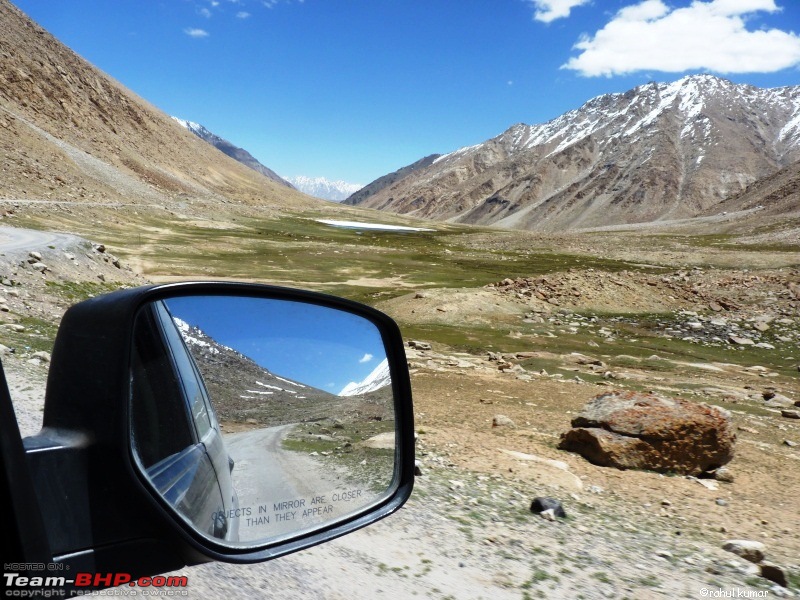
[130,302,235,540]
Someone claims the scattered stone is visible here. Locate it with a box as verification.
[694,478,719,490]
[780,410,800,420]
[728,335,755,346]
[760,563,788,588]
[558,390,735,476]
[783,440,797,448]
[764,395,796,409]
[32,351,51,363]
[711,466,735,483]
[492,415,516,428]
[529,497,566,518]
[722,540,766,564]
[28,251,42,262]
[413,292,425,299]
[408,340,431,351]
[414,460,423,476]
[539,508,558,521]
[715,499,728,506]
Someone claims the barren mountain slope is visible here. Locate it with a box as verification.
[350,76,800,232]
[0,0,316,210]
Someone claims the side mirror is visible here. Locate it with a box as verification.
[11,282,414,587]
[131,295,400,547]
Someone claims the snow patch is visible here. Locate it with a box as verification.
[317,219,434,232]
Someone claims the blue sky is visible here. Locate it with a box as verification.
[12,0,800,185]
[164,296,387,394]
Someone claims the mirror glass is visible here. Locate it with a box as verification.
[129,295,396,546]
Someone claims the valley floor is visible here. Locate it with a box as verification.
[2,209,799,598]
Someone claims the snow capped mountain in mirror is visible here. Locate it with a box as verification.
[287,175,364,202]
[339,358,390,396]
[348,75,800,231]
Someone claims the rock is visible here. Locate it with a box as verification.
[529,497,566,518]
[783,440,797,448]
[728,335,755,346]
[753,322,770,332]
[32,351,51,363]
[558,391,735,476]
[414,460,423,476]
[780,410,800,420]
[760,563,788,588]
[492,415,516,428]
[764,395,796,409]
[539,508,558,521]
[722,540,766,563]
[408,340,431,351]
[711,466,735,483]
[28,251,42,262]
[413,292,425,299]
[30,262,48,273]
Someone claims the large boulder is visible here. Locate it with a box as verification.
[558,391,735,475]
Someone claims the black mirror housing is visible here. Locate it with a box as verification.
[14,282,414,589]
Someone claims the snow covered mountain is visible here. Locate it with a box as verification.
[339,358,390,397]
[348,75,800,231]
[172,117,294,189]
[286,175,363,202]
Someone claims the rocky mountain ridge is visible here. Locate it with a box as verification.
[343,154,442,206]
[172,117,295,189]
[0,0,316,211]
[349,75,800,231]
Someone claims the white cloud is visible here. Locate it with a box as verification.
[359,353,373,364]
[529,0,591,23]
[236,11,251,18]
[184,28,210,38]
[562,0,800,77]
[198,7,212,18]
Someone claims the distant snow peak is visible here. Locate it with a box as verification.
[287,175,363,202]
[171,117,211,138]
[339,358,390,396]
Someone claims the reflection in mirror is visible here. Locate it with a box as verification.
[129,295,396,547]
